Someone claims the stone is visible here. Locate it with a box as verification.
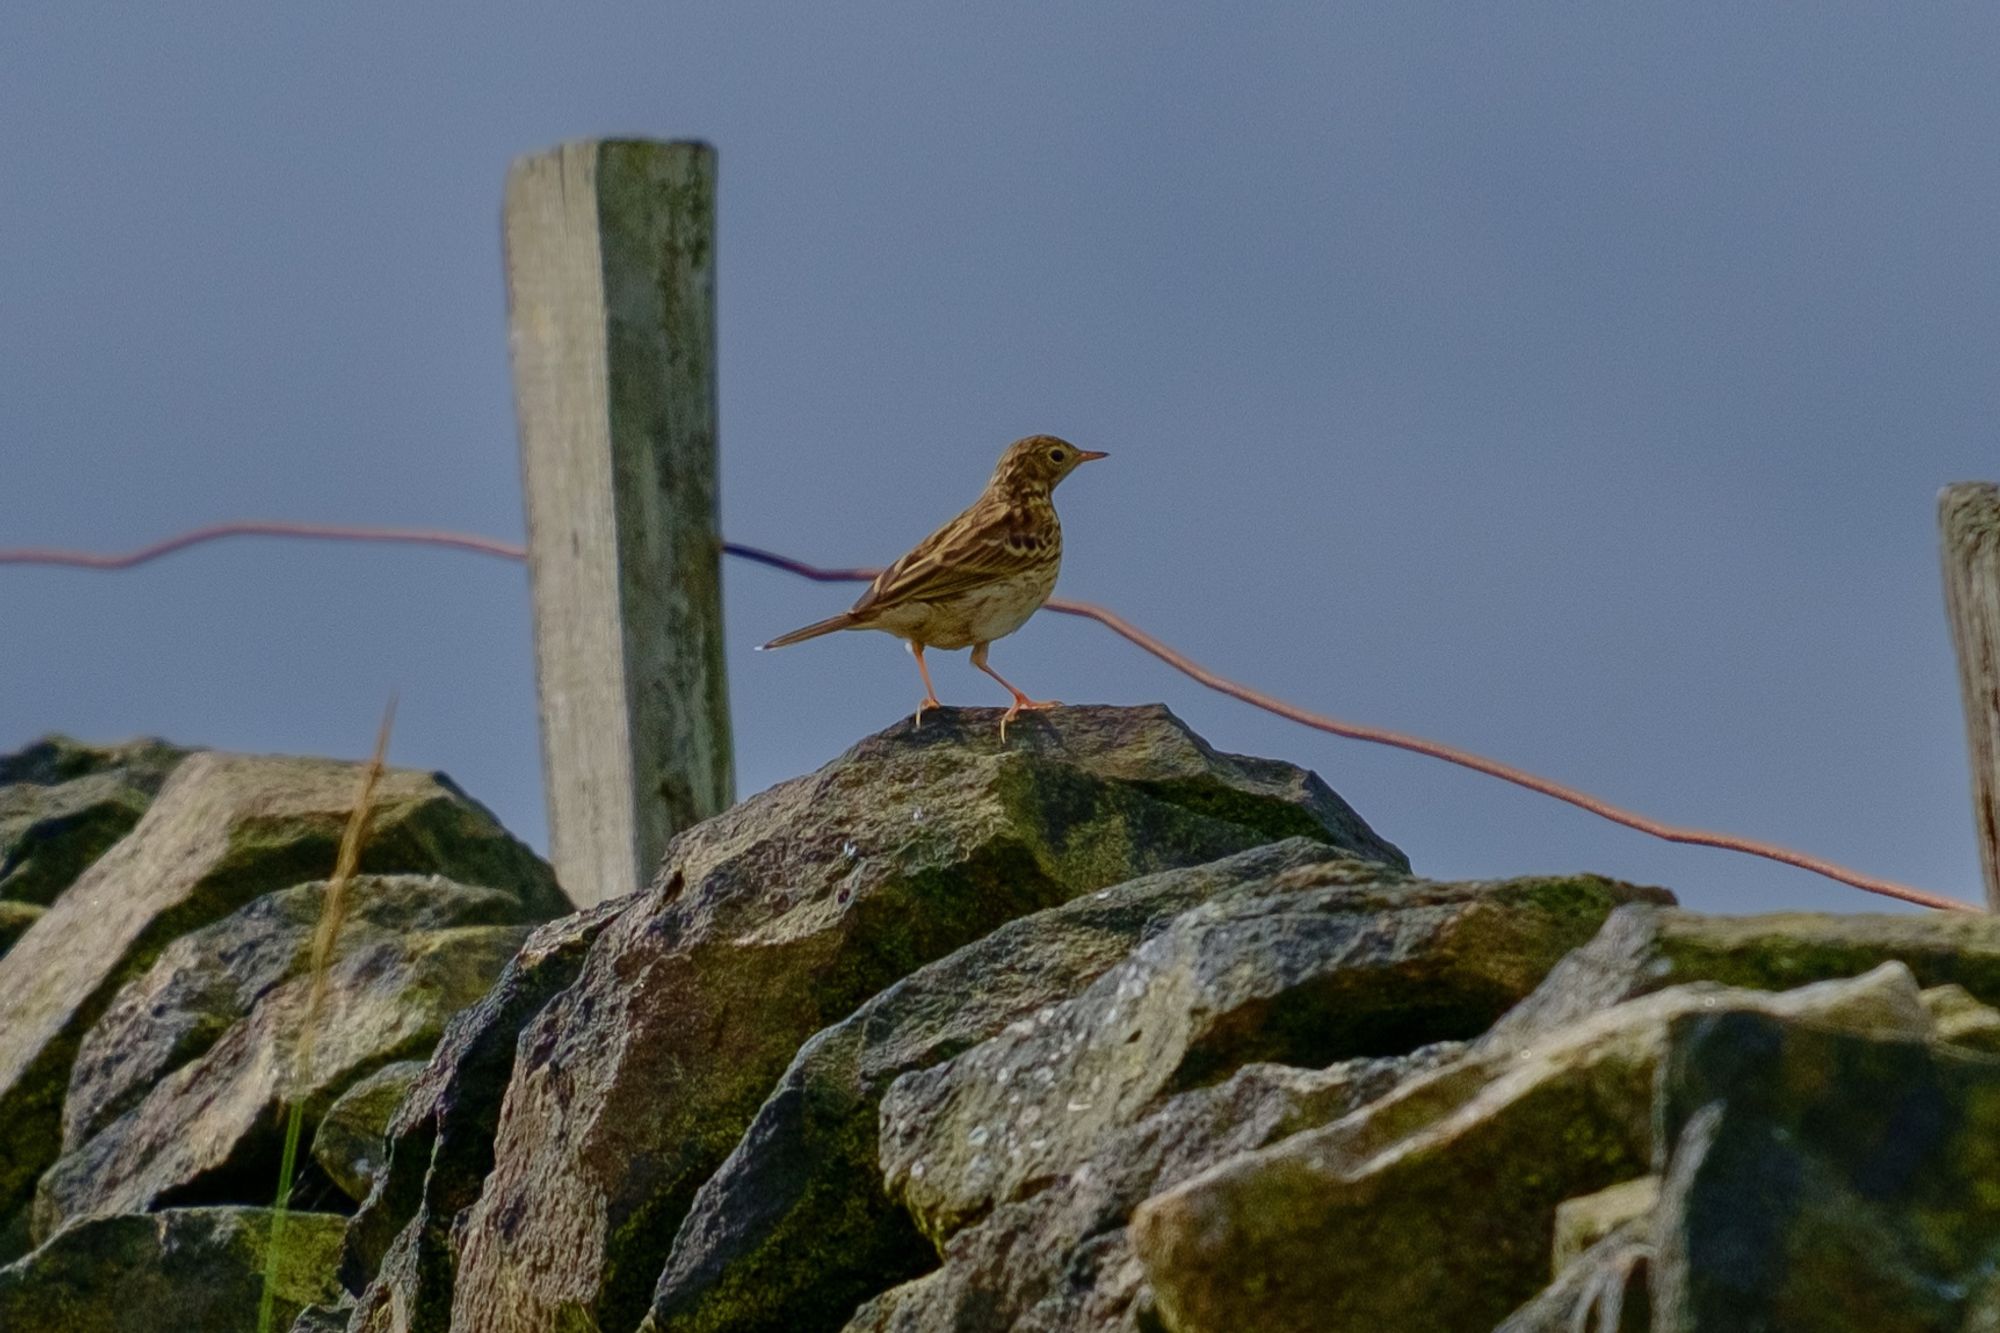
[64,875,540,1153]
[0,901,41,959]
[289,1305,357,1333]
[849,866,1664,1333]
[0,751,561,1254]
[1552,1175,1657,1275]
[0,734,187,906]
[1129,963,1931,1333]
[851,1046,1463,1333]
[33,876,541,1238]
[312,1060,425,1205]
[449,704,1403,1333]
[647,839,1379,1333]
[343,899,630,1333]
[1921,983,2000,1054]
[1483,903,2000,1049]
[0,1206,345,1333]
[882,869,1670,1248]
[1652,1007,2000,1332]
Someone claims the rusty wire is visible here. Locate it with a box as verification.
[2,519,1975,913]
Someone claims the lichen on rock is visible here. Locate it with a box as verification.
[450,703,1401,1333]
[343,897,629,1333]
[648,838,1383,1333]
[311,1059,427,1206]
[0,1206,345,1333]
[0,734,188,907]
[1129,963,1934,1333]
[11,710,2000,1333]
[0,748,561,1259]
[0,902,42,961]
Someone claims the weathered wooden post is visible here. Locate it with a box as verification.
[1942,482,2000,910]
[504,139,734,906]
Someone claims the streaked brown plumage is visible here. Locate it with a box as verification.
[760,434,1107,737]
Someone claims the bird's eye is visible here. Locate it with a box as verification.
[1048,448,1065,463]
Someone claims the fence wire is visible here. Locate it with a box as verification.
[1,519,1974,913]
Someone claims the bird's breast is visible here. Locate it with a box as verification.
[910,560,1059,649]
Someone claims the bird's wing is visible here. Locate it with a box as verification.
[851,498,1056,616]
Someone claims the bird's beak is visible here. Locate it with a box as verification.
[1076,449,1110,463]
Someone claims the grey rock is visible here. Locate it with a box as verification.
[311,1060,425,1204]
[648,839,1376,1333]
[0,751,561,1254]
[343,898,629,1333]
[0,734,187,906]
[1484,902,2000,1050]
[289,1303,357,1333]
[1130,963,1931,1333]
[844,868,1666,1333]
[1652,1007,2000,1332]
[65,875,535,1151]
[882,869,1670,1247]
[34,877,540,1238]
[449,704,1402,1333]
[0,1206,345,1333]
[852,1046,1463,1333]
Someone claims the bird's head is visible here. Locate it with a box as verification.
[990,434,1109,494]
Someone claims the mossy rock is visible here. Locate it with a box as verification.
[853,1044,1466,1333]
[1551,1175,1658,1275]
[650,839,1387,1333]
[0,1206,344,1332]
[1486,904,2000,1048]
[0,901,42,960]
[0,752,561,1256]
[1130,964,1931,1333]
[35,877,539,1238]
[882,867,1669,1250]
[311,1059,426,1204]
[1921,983,2000,1053]
[0,735,187,907]
[63,876,539,1153]
[344,899,628,1333]
[1654,1008,2000,1330]
[448,704,1403,1333]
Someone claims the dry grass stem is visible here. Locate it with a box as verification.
[259,696,396,1333]
[293,697,397,1093]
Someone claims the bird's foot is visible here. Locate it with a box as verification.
[997,696,1061,742]
[912,695,944,731]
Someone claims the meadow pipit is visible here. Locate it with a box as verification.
[759,434,1107,737]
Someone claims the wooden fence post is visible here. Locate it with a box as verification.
[504,139,734,906]
[1941,482,2000,910]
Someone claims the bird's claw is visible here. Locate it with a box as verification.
[997,698,1061,742]
[912,696,944,731]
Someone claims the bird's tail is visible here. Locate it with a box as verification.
[758,613,859,650]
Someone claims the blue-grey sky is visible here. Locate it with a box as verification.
[5,4,1997,915]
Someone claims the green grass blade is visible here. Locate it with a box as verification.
[258,1097,308,1333]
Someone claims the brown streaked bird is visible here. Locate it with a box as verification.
[759,434,1107,738]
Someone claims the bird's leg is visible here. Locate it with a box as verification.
[970,642,1059,741]
[908,641,943,730]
